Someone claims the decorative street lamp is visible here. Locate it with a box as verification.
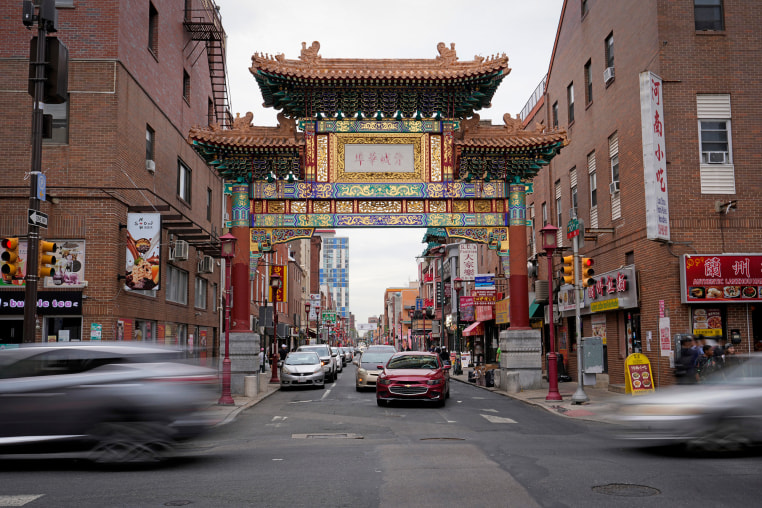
[269,272,282,384]
[304,302,311,345]
[218,232,237,405]
[454,276,464,375]
[540,224,562,401]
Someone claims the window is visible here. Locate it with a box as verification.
[166,265,188,305]
[212,282,218,313]
[208,97,215,125]
[588,151,597,208]
[584,60,593,105]
[183,70,190,102]
[695,0,724,31]
[42,100,68,144]
[567,83,575,124]
[555,180,562,226]
[700,121,731,164]
[581,0,589,17]
[206,188,212,221]
[148,2,158,57]
[605,33,614,69]
[195,277,207,309]
[552,101,559,128]
[178,160,191,203]
[146,125,155,161]
[609,132,620,183]
[571,184,578,216]
[541,202,548,226]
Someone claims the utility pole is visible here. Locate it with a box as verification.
[22,0,65,342]
[570,223,589,404]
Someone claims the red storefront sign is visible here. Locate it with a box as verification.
[681,254,762,303]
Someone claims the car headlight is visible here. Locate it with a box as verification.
[321,360,329,366]
[427,378,444,385]
[378,377,391,385]
[282,366,294,374]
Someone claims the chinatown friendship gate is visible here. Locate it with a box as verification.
[188,42,567,388]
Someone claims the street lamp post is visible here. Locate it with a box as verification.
[269,272,282,384]
[305,302,311,345]
[540,224,562,401]
[454,277,464,375]
[218,232,237,405]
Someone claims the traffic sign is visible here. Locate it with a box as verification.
[36,173,46,201]
[28,209,48,228]
[567,218,580,239]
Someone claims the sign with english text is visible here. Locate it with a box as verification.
[680,254,762,303]
[459,244,478,280]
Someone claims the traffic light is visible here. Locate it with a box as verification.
[1,238,21,279]
[581,257,595,287]
[561,255,575,285]
[38,240,57,277]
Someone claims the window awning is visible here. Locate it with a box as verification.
[529,300,545,320]
[462,321,484,337]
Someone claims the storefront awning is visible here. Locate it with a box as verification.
[462,321,484,337]
[529,300,544,319]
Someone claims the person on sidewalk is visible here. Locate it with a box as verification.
[258,348,267,372]
[675,336,698,384]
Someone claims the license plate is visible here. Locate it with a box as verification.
[296,378,304,383]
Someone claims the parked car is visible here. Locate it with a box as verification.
[331,347,343,373]
[280,351,325,389]
[297,344,336,382]
[0,342,219,463]
[340,347,352,365]
[613,353,762,452]
[355,350,395,391]
[376,351,450,407]
[365,345,396,353]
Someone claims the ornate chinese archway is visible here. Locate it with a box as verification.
[189,42,567,334]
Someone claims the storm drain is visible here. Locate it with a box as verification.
[292,433,363,439]
[592,484,661,497]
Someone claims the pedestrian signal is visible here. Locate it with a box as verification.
[581,257,595,287]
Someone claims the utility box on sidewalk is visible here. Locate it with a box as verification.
[581,336,604,386]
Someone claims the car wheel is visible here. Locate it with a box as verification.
[89,422,173,464]
[688,418,751,452]
[318,382,325,389]
[356,385,362,392]
[445,388,450,399]
[376,398,387,407]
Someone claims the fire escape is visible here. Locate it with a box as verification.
[183,0,231,128]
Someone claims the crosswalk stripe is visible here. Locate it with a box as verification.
[481,414,517,424]
[0,495,44,507]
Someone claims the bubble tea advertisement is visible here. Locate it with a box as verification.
[125,213,161,291]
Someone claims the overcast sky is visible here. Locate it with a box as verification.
[215,0,564,327]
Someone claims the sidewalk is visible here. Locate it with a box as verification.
[207,370,625,426]
[450,371,624,424]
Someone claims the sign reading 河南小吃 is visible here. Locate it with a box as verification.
[640,71,670,242]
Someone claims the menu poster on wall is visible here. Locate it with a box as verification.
[693,308,723,337]
[43,239,86,288]
[591,315,607,346]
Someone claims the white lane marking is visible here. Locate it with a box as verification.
[272,416,288,421]
[321,389,331,400]
[0,496,44,506]
[272,458,284,461]
[481,414,517,424]
[288,400,313,404]
[267,415,288,428]
[481,408,498,413]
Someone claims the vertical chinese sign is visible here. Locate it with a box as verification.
[459,244,477,281]
[640,71,670,242]
[270,265,287,302]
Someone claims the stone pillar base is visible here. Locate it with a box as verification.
[499,328,543,390]
[219,332,261,395]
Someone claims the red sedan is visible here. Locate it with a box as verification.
[376,352,450,407]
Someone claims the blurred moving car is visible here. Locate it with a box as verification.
[376,351,450,407]
[331,347,343,373]
[0,343,219,463]
[296,344,336,382]
[613,353,762,451]
[280,351,325,389]
[340,347,352,365]
[355,350,395,391]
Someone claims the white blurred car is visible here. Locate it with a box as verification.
[613,353,762,452]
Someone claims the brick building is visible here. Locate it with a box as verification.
[523,0,762,389]
[0,0,228,353]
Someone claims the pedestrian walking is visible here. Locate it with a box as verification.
[258,347,267,373]
[675,336,698,384]
[696,344,718,381]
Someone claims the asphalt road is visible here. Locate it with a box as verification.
[2,365,762,507]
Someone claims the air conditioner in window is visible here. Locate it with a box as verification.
[703,151,728,164]
[609,180,620,194]
[172,240,189,261]
[603,66,615,84]
[198,255,214,274]
[145,159,156,173]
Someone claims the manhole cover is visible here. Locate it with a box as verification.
[592,484,660,497]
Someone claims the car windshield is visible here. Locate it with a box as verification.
[360,352,394,365]
[298,346,329,357]
[387,355,439,370]
[285,352,320,365]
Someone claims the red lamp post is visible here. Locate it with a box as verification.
[269,272,282,384]
[218,232,237,405]
[540,224,562,401]
[304,302,311,344]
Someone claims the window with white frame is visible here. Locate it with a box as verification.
[570,166,578,216]
[699,121,731,164]
[552,101,559,128]
[697,94,734,194]
[605,33,614,69]
[166,265,188,305]
[555,180,563,245]
[567,83,575,124]
[588,151,597,208]
[542,202,548,226]
[195,277,207,309]
[178,159,191,203]
[609,132,620,185]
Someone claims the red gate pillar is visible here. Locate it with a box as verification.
[508,183,530,330]
[230,184,251,332]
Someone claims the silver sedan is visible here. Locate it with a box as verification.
[280,351,325,389]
